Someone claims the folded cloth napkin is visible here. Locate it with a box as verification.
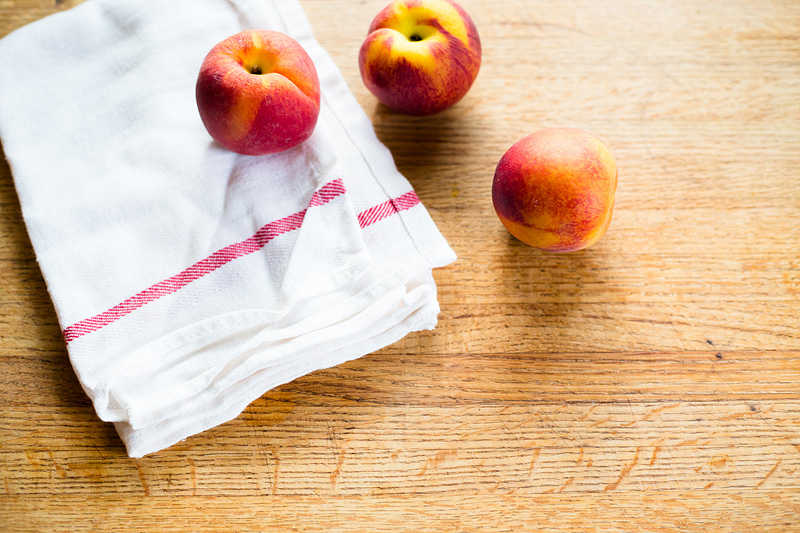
[0,0,455,457]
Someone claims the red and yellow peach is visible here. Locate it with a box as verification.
[492,128,618,252]
[196,30,320,156]
[359,0,481,116]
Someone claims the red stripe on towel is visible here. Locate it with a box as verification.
[356,191,419,227]
[62,184,421,344]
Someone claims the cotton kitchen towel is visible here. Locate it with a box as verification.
[0,0,455,457]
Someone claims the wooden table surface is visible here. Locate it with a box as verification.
[2,0,799,531]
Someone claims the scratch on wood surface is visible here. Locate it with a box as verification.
[579,404,599,420]
[604,447,641,492]
[678,438,709,446]
[271,451,280,495]
[132,460,150,496]
[330,454,344,487]
[650,445,660,466]
[623,403,681,427]
[529,448,541,477]
[644,403,682,421]
[186,457,197,495]
[590,416,612,427]
[436,407,473,429]
[732,494,756,533]
[419,450,457,476]
[48,451,68,479]
[557,477,575,493]
[491,479,505,493]
[709,454,730,471]
[721,410,755,421]
[444,421,472,435]
[755,460,782,489]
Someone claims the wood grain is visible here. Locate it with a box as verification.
[2,0,799,531]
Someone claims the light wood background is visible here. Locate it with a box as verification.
[2,0,799,531]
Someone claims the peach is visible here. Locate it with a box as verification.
[358,0,481,116]
[196,30,320,156]
[492,128,618,252]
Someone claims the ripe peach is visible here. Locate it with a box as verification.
[196,30,320,156]
[358,0,481,116]
[492,128,618,252]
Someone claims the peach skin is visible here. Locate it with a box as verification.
[196,30,320,156]
[359,0,481,116]
[492,128,618,252]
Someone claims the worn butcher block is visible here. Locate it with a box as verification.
[1,0,799,530]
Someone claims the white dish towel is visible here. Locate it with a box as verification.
[0,0,455,457]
